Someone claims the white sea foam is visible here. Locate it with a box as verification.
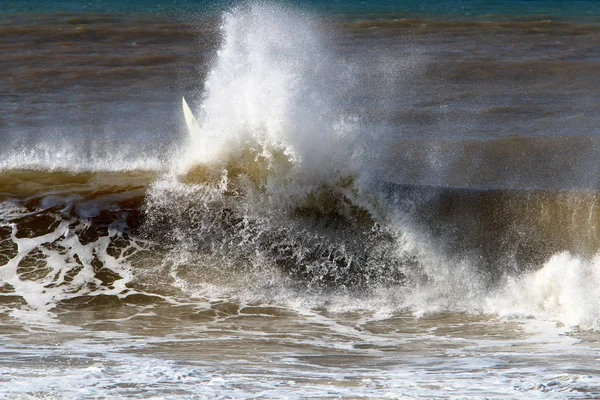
[1,313,599,399]
[487,252,600,330]
[0,208,139,324]
[0,138,168,172]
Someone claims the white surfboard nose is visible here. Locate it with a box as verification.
[182,97,200,139]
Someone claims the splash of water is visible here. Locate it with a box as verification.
[1,2,598,331]
[176,3,363,184]
[153,2,600,330]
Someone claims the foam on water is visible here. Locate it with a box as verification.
[176,3,363,181]
[488,252,600,330]
[0,137,169,172]
[1,307,599,399]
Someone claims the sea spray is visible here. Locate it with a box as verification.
[145,3,421,299]
[142,3,490,316]
[176,4,362,179]
[147,3,600,329]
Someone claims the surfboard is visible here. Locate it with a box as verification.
[182,97,200,139]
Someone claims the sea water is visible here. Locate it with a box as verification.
[1,1,600,398]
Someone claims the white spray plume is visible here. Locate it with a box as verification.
[178,3,360,182]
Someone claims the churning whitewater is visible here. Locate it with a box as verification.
[154,3,600,330]
[1,2,600,398]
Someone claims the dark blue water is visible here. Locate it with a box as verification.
[2,0,600,22]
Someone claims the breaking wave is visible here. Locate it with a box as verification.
[1,2,599,330]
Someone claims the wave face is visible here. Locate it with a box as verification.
[146,3,412,297]
[1,3,599,331]
[145,3,600,329]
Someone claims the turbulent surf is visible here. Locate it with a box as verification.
[1,1,600,398]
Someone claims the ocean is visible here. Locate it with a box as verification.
[1,0,600,398]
